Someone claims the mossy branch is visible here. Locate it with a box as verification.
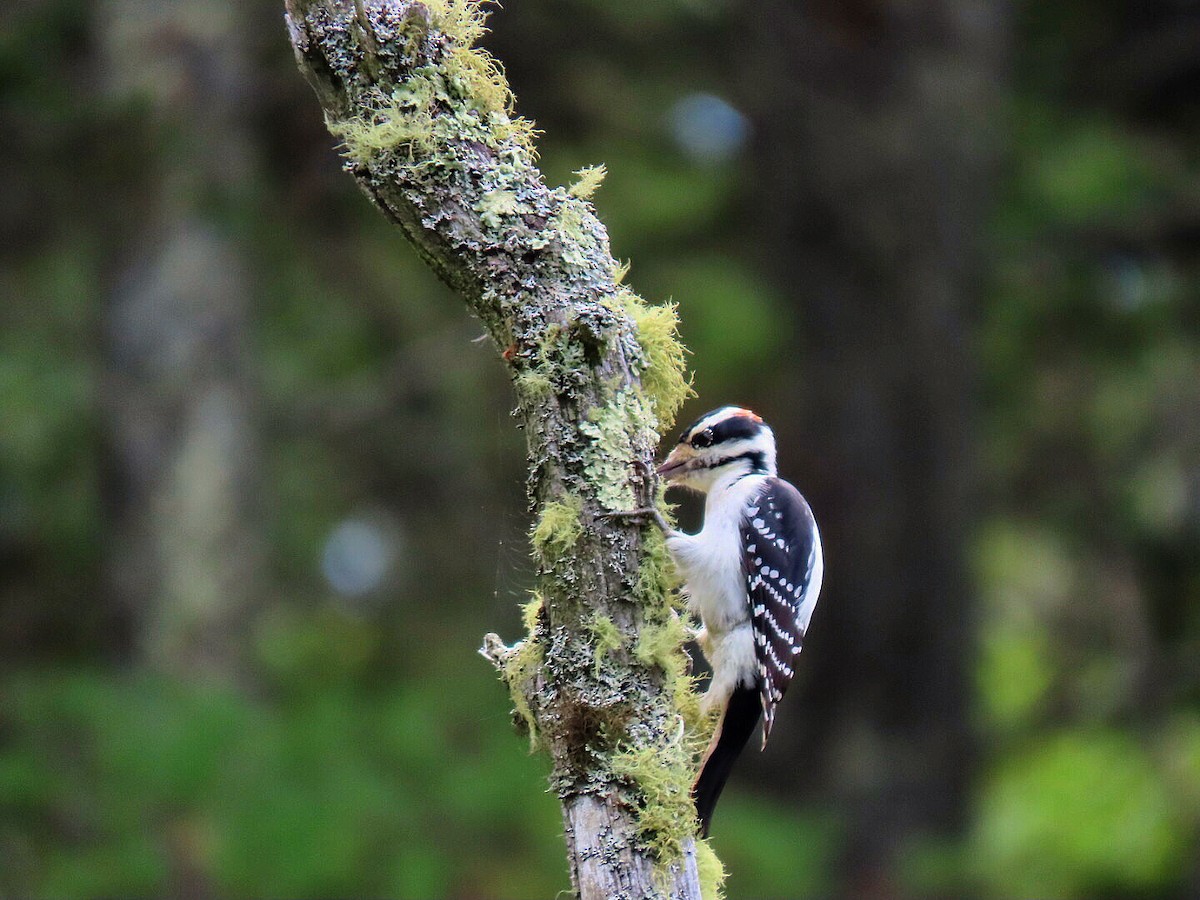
[285,2,717,897]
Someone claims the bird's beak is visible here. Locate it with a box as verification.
[656,444,694,482]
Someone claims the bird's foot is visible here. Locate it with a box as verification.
[600,507,672,534]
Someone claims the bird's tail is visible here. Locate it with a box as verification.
[692,686,761,838]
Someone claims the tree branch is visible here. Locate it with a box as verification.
[284,1,715,896]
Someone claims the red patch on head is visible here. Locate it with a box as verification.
[733,408,763,423]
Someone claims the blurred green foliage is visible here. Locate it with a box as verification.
[969,2,1200,885]
[0,669,567,897]
[0,668,852,898]
[972,729,1192,897]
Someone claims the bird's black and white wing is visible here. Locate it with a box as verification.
[740,477,823,746]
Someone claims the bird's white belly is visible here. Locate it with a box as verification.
[665,476,767,700]
[671,522,748,634]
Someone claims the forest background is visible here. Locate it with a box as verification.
[2,0,1199,897]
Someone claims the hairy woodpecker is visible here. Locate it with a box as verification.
[657,406,824,837]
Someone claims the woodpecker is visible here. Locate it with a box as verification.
[656,406,824,837]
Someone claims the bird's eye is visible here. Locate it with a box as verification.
[691,429,715,449]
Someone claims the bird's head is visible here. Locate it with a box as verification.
[657,406,777,494]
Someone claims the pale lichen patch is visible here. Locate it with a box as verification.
[477,188,528,230]
[551,195,603,268]
[580,390,656,512]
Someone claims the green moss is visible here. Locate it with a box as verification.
[633,614,686,671]
[611,740,697,865]
[490,592,546,753]
[421,0,514,117]
[422,0,489,47]
[628,509,706,736]
[327,1,536,167]
[588,613,624,676]
[619,289,693,431]
[513,368,552,400]
[612,259,631,285]
[502,637,543,752]
[328,98,435,166]
[634,614,703,734]
[635,525,678,606]
[696,838,728,900]
[568,164,607,199]
[608,609,710,868]
[442,46,511,119]
[430,0,540,148]
[531,494,584,559]
[521,592,544,633]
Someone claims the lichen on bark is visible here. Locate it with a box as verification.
[285,1,712,896]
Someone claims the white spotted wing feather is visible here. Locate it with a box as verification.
[741,477,823,746]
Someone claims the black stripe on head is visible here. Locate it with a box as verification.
[709,450,768,473]
[710,415,763,446]
[678,406,764,446]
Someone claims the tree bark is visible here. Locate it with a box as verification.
[285,2,705,896]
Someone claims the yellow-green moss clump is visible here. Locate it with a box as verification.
[611,739,697,866]
[635,614,705,736]
[635,524,678,606]
[633,613,687,671]
[496,592,545,752]
[568,163,608,200]
[610,288,693,432]
[415,0,514,117]
[521,591,543,633]
[609,626,713,877]
[423,0,489,47]
[531,493,584,560]
[327,95,434,166]
[327,0,535,167]
[513,367,552,401]
[503,639,542,752]
[696,838,728,900]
